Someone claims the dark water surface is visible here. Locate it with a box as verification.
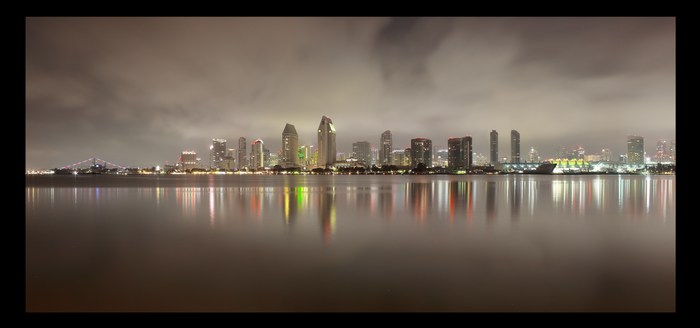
[26,174,675,312]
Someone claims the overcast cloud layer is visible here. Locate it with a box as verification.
[26,17,675,169]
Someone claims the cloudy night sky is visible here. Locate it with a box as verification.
[26,17,675,170]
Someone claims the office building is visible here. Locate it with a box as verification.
[181,151,197,171]
[511,130,520,164]
[379,130,392,166]
[317,116,337,168]
[602,149,612,161]
[237,137,247,170]
[282,123,299,168]
[462,136,473,169]
[490,130,498,164]
[251,138,265,170]
[411,138,432,169]
[670,140,676,161]
[210,139,226,170]
[352,141,372,166]
[627,135,645,165]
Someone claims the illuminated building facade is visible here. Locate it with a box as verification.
[251,139,265,170]
[352,141,371,166]
[181,151,197,171]
[627,135,645,165]
[282,123,299,168]
[238,137,247,170]
[511,130,520,164]
[317,116,336,168]
[411,138,432,169]
[490,130,498,164]
[379,130,392,166]
[210,139,226,169]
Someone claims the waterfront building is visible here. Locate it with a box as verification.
[602,149,612,161]
[411,138,432,169]
[299,144,313,166]
[448,138,463,168]
[462,136,473,169]
[210,139,226,170]
[379,130,393,166]
[670,140,676,161]
[238,137,247,170]
[352,141,372,167]
[181,151,197,171]
[282,123,299,168]
[251,139,265,170]
[490,130,498,164]
[627,135,645,165]
[371,147,378,166]
[392,149,406,166]
[317,116,337,168]
[511,130,520,164]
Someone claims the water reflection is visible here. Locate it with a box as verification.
[25,175,675,311]
[25,176,676,234]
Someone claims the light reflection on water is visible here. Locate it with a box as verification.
[26,175,675,312]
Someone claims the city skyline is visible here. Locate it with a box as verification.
[26,17,675,170]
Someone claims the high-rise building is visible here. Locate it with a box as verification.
[250,139,265,170]
[490,130,498,164]
[447,137,472,169]
[602,149,612,161]
[352,141,372,166]
[447,137,463,168]
[317,116,337,168]
[237,137,247,170]
[210,139,226,169]
[181,151,197,171]
[282,123,299,168]
[462,136,473,169]
[528,147,540,163]
[627,135,645,165]
[371,147,378,166]
[657,139,667,155]
[510,130,520,164]
[379,130,393,166]
[391,149,406,166]
[670,140,676,161]
[299,144,313,166]
[411,138,432,169]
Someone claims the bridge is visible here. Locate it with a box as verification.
[58,157,127,170]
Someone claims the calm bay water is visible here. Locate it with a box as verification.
[26,174,675,312]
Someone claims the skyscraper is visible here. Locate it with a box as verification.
[627,135,645,165]
[251,138,265,169]
[447,138,463,168]
[210,139,226,170]
[510,130,520,164]
[352,141,371,166]
[490,130,498,164]
[462,136,473,169]
[317,116,336,168]
[670,140,676,161]
[379,130,392,166]
[282,123,299,168]
[237,137,247,170]
[602,148,612,161]
[411,138,432,169]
